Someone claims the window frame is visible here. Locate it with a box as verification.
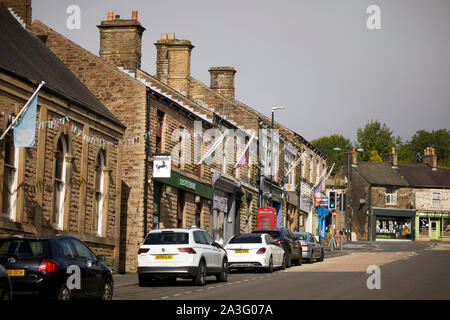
[53,136,67,230]
[385,188,398,205]
[93,152,105,236]
[2,133,19,221]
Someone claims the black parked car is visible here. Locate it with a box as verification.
[0,235,113,300]
[0,264,12,300]
[252,228,302,267]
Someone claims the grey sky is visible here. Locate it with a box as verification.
[33,0,450,144]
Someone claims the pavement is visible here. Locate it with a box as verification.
[112,245,350,288]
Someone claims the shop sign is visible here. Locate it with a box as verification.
[153,154,171,178]
[179,178,196,191]
[300,196,312,212]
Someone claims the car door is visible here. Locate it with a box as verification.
[265,235,281,266]
[288,231,301,260]
[56,238,87,299]
[309,234,319,258]
[70,239,103,297]
[202,231,222,270]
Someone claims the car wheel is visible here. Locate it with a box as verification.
[266,256,274,273]
[138,275,152,287]
[57,284,72,300]
[309,250,315,263]
[285,250,291,268]
[101,280,113,300]
[318,249,324,262]
[0,282,11,301]
[216,259,229,282]
[193,260,206,286]
[280,254,286,270]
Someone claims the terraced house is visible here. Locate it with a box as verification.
[31,9,261,272]
[5,1,328,272]
[0,5,125,271]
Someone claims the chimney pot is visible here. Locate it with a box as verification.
[115,14,120,19]
[168,33,175,40]
[108,11,114,21]
[161,33,168,40]
[132,10,138,20]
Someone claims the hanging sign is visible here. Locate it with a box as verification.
[153,154,171,178]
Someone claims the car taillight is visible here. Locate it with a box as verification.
[138,248,150,255]
[256,248,266,254]
[38,259,58,273]
[178,248,196,254]
[301,244,309,247]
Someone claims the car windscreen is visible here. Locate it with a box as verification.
[0,239,49,259]
[294,234,307,240]
[229,234,262,244]
[254,230,281,239]
[144,232,189,245]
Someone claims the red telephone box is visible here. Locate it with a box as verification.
[257,207,276,228]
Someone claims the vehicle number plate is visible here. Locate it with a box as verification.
[234,250,249,254]
[155,255,173,260]
[7,269,25,277]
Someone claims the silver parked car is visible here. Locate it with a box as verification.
[293,232,324,263]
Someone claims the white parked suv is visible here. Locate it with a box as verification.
[137,227,228,286]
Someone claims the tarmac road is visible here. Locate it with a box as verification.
[113,241,450,300]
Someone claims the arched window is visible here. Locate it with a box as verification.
[94,152,105,236]
[53,136,67,229]
[2,135,18,221]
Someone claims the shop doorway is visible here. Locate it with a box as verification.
[429,220,440,240]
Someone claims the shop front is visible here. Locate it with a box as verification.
[416,211,450,241]
[211,172,241,244]
[372,208,416,240]
[285,192,299,231]
[153,171,213,229]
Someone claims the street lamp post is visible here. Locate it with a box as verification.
[270,107,285,208]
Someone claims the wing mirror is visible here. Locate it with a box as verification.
[97,255,105,263]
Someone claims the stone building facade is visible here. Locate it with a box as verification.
[0,5,125,271]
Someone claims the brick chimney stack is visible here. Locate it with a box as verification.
[97,10,146,75]
[155,33,194,95]
[423,147,437,169]
[209,67,236,99]
[383,147,398,167]
[3,0,32,29]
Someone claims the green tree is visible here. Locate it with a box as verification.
[398,129,450,167]
[356,120,396,162]
[310,134,352,176]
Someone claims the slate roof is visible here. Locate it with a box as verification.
[0,6,124,128]
[397,164,450,188]
[353,162,410,186]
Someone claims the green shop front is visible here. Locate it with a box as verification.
[372,208,416,240]
[416,211,450,241]
[153,171,213,229]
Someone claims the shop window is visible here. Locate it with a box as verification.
[2,134,18,221]
[385,188,397,205]
[443,219,450,237]
[432,192,441,206]
[53,136,67,230]
[93,152,105,236]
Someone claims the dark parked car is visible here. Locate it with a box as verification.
[0,264,12,300]
[252,228,302,267]
[0,235,113,300]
